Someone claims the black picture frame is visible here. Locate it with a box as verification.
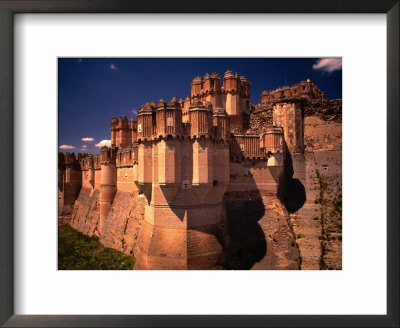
[0,1,398,327]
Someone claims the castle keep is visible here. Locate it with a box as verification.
[59,73,329,270]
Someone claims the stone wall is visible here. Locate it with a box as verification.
[287,151,342,270]
[70,187,100,237]
[223,192,299,270]
[99,190,146,256]
[304,116,342,152]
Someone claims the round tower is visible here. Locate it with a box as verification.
[213,108,230,141]
[189,101,214,202]
[137,103,154,141]
[191,76,203,98]
[188,100,213,138]
[99,146,117,227]
[240,75,250,98]
[110,117,118,147]
[156,97,183,138]
[87,154,95,188]
[223,70,238,92]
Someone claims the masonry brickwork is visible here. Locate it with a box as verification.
[59,72,340,270]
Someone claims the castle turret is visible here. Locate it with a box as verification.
[130,117,137,144]
[59,152,82,215]
[191,76,203,98]
[189,101,214,202]
[213,108,230,141]
[239,75,250,98]
[137,140,152,202]
[263,127,284,167]
[203,72,222,93]
[137,103,155,141]
[112,116,132,149]
[261,90,270,104]
[156,97,183,203]
[223,70,238,92]
[87,154,95,188]
[99,146,117,225]
[156,97,183,138]
[273,100,304,154]
[110,117,118,147]
[188,100,214,138]
[223,70,247,131]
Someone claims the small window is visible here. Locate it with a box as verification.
[211,81,215,88]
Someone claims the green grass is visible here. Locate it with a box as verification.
[58,225,135,270]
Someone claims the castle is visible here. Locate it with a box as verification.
[58,72,327,270]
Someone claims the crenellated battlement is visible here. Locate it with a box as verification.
[261,79,325,104]
[132,99,233,143]
[116,146,137,168]
[230,127,284,163]
[111,116,133,148]
[100,146,118,164]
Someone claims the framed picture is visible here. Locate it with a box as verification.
[0,0,398,327]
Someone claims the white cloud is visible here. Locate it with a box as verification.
[312,58,342,73]
[81,137,94,142]
[59,145,75,149]
[110,63,118,71]
[131,109,138,115]
[95,139,111,148]
[80,149,87,151]
[81,145,87,148]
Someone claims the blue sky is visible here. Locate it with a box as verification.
[58,58,342,153]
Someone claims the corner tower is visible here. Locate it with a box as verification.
[273,100,304,154]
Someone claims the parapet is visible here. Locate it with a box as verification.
[261,127,284,154]
[261,79,326,104]
[61,152,81,170]
[189,100,214,138]
[80,154,94,171]
[230,127,284,162]
[111,116,129,131]
[137,102,156,140]
[213,107,231,141]
[155,97,183,138]
[100,146,118,165]
[116,146,137,167]
[190,70,250,99]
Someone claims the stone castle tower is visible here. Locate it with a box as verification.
[185,70,250,131]
[59,74,328,269]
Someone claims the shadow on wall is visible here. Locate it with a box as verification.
[223,187,267,270]
[281,144,306,213]
[222,141,306,270]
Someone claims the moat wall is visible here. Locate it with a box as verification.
[68,158,297,269]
